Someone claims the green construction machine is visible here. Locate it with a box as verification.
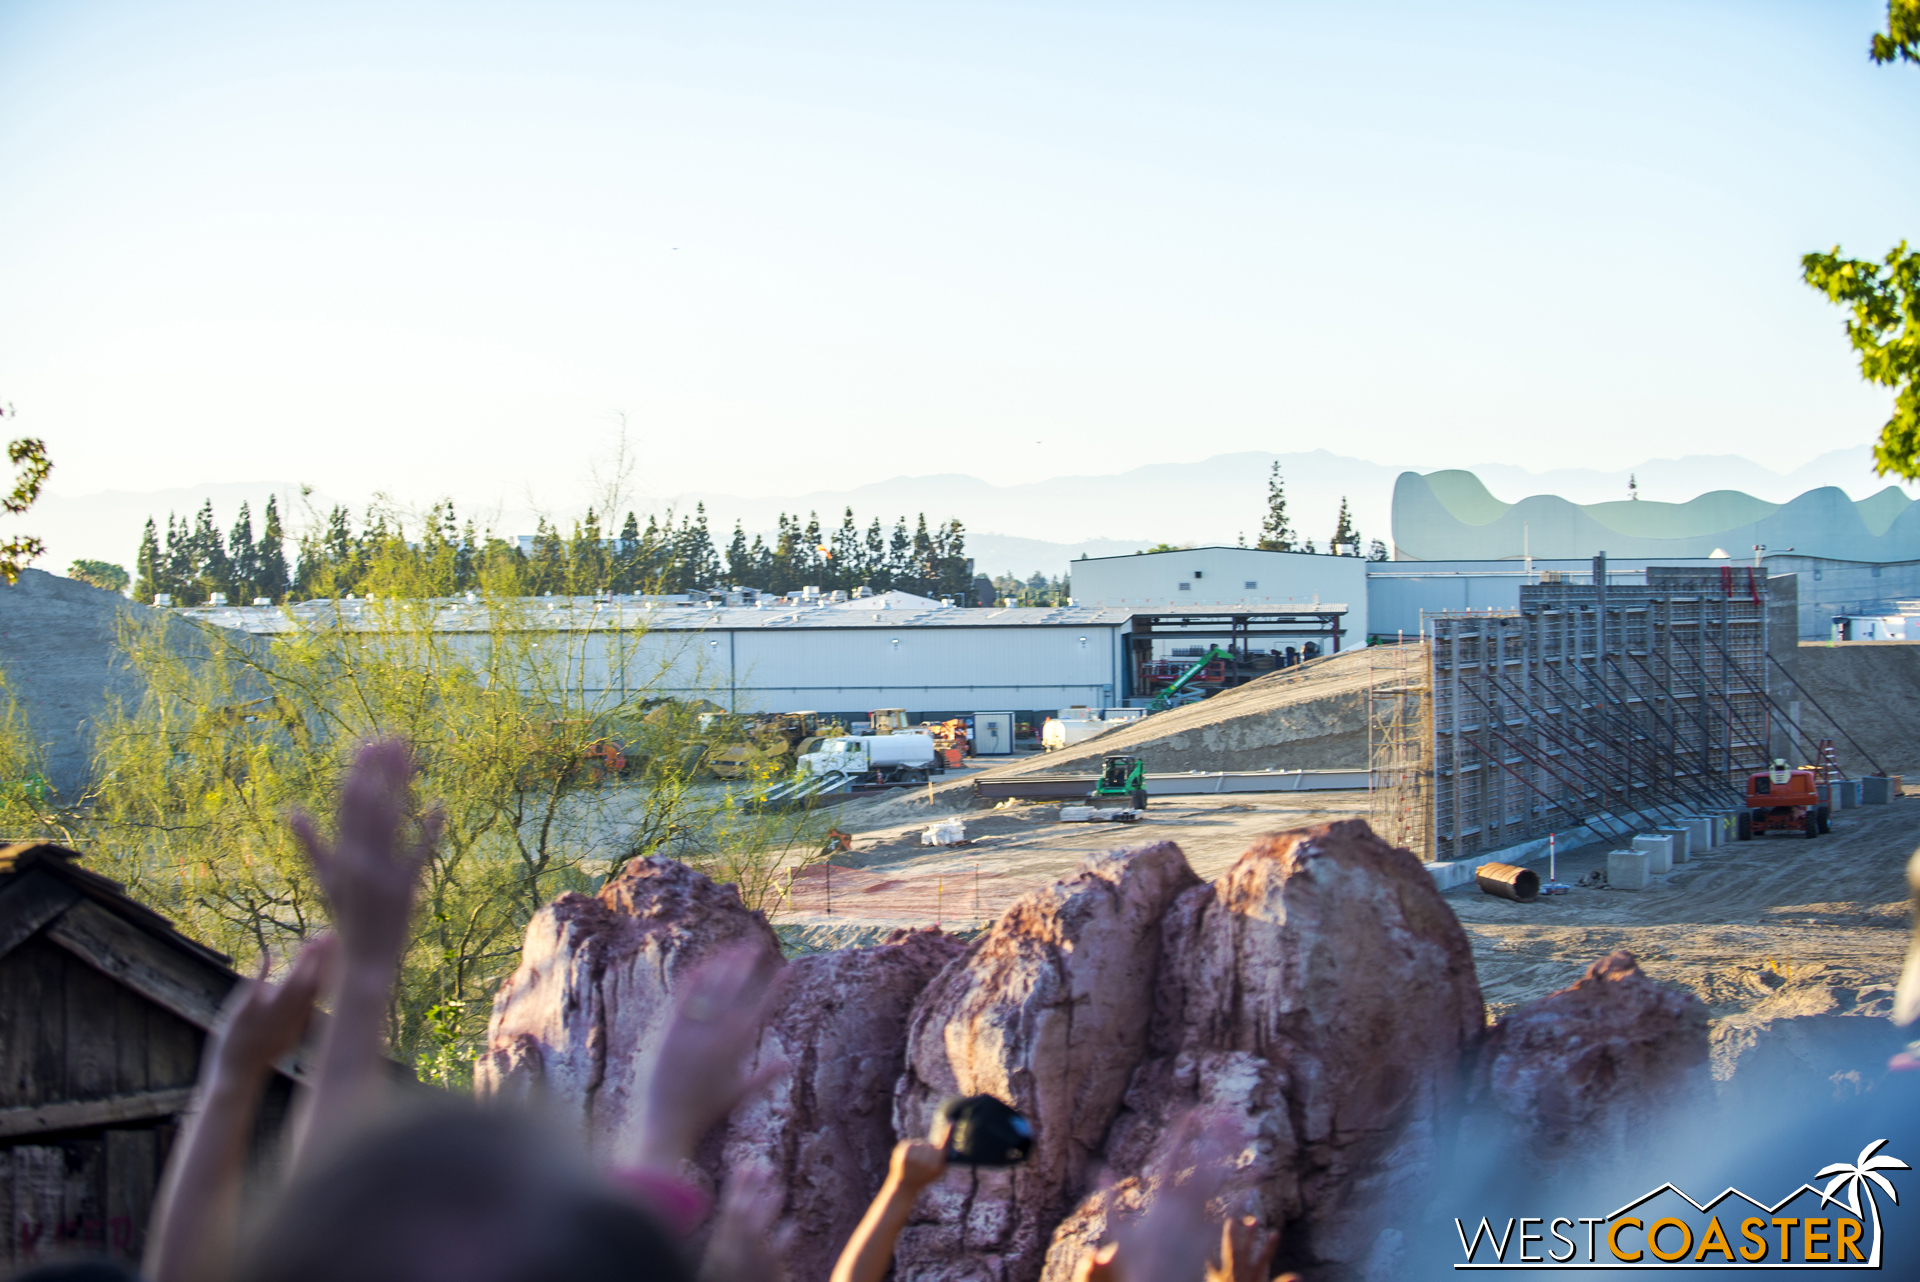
[1148,645,1234,713]
[1091,754,1148,810]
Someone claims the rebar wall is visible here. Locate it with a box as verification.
[1408,565,1771,864]
[1367,642,1432,856]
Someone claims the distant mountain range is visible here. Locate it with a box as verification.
[12,445,1900,583]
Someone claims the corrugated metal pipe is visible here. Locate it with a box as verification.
[1475,861,1540,902]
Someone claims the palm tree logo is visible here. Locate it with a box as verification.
[1817,1138,1911,1266]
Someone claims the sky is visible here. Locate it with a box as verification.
[1,0,1916,521]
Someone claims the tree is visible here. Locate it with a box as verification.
[1330,497,1357,555]
[69,560,129,593]
[88,544,823,1087]
[257,496,289,602]
[0,409,51,585]
[229,503,260,602]
[1802,3,1920,478]
[1256,461,1295,552]
[134,520,163,602]
[1367,537,1389,562]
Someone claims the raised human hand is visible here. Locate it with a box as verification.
[632,944,786,1168]
[889,1138,948,1195]
[289,739,441,971]
[210,935,337,1078]
[1206,1214,1281,1282]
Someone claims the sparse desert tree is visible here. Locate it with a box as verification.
[86,543,823,1087]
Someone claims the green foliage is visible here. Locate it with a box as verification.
[69,560,129,593]
[1330,497,1358,555]
[990,571,1069,606]
[1138,543,1184,555]
[0,668,78,844]
[1804,242,1920,480]
[1367,537,1389,562]
[86,544,821,1087]
[1256,461,1295,552]
[1872,0,1920,64]
[0,427,50,585]
[1801,4,1920,480]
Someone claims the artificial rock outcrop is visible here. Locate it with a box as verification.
[1046,820,1485,1282]
[476,857,783,1153]
[1466,950,1711,1181]
[891,842,1201,1282]
[721,928,969,1282]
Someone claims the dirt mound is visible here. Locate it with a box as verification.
[0,569,153,797]
[980,646,1385,779]
[1791,641,1920,779]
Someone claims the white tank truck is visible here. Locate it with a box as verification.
[797,733,939,786]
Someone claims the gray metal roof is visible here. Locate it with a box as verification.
[173,595,1142,635]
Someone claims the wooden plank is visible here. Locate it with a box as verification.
[44,897,236,1033]
[0,935,70,1109]
[144,1003,204,1092]
[7,1144,65,1269]
[61,1136,106,1255]
[114,982,150,1095]
[64,953,121,1101]
[0,1088,196,1139]
[103,1127,158,1261]
[0,871,80,963]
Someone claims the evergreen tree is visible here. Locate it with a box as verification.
[568,509,609,594]
[164,515,196,603]
[528,518,567,595]
[864,518,889,592]
[1367,538,1389,562]
[611,512,644,593]
[193,500,231,601]
[749,533,772,590]
[798,512,825,587]
[1330,497,1357,556]
[887,518,912,591]
[675,504,721,590]
[257,496,289,602]
[1257,461,1295,552]
[229,503,260,600]
[134,518,162,602]
[726,521,752,587]
[831,508,860,592]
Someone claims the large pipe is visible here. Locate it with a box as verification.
[1476,861,1540,902]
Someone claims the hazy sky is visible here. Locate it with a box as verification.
[2,0,1915,515]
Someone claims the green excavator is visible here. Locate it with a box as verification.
[1147,645,1234,713]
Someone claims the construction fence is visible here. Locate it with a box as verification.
[1371,566,1786,864]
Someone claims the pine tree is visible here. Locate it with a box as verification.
[864,518,888,592]
[229,503,260,600]
[831,508,860,592]
[725,521,752,587]
[568,509,609,594]
[1330,497,1357,556]
[192,501,231,601]
[1257,461,1295,551]
[888,518,912,591]
[134,519,163,602]
[611,512,644,593]
[257,496,289,602]
[1367,538,1389,562]
[528,518,567,595]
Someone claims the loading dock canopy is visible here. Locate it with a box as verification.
[1126,608,1348,648]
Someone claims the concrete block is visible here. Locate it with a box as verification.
[1864,776,1898,805]
[1632,833,1673,875]
[1684,816,1712,855]
[1837,780,1861,809]
[1608,848,1651,890]
[1657,826,1691,865]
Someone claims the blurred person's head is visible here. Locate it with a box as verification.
[235,1103,691,1282]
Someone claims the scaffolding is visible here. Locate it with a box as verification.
[1367,641,1432,857]
[1371,563,1778,863]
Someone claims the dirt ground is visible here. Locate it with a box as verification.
[779,774,1920,1079]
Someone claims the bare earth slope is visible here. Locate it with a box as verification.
[979,646,1382,778]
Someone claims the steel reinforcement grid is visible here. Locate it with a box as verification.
[1410,571,1771,864]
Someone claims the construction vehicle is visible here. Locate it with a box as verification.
[707,712,830,780]
[1741,759,1830,839]
[1148,646,1235,712]
[869,708,911,735]
[1090,754,1148,810]
[798,733,937,787]
[919,718,971,769]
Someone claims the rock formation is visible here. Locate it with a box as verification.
[720,928,969,1282]
[475,857,783,1154]
[1466,950,1711,1181]
[1047,820,1485,1282]
[892,841,1201,1282]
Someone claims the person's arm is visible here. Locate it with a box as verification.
[828,1136,948,1282]
[287,739,440,1169]
[143,937,334,1282]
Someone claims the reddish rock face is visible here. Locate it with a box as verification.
[475,857,783,1155]
[720,928,968,1282]
[1048,820,1484,1281]
[893,842,1202,1282]
[1468,950,1711,1181]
